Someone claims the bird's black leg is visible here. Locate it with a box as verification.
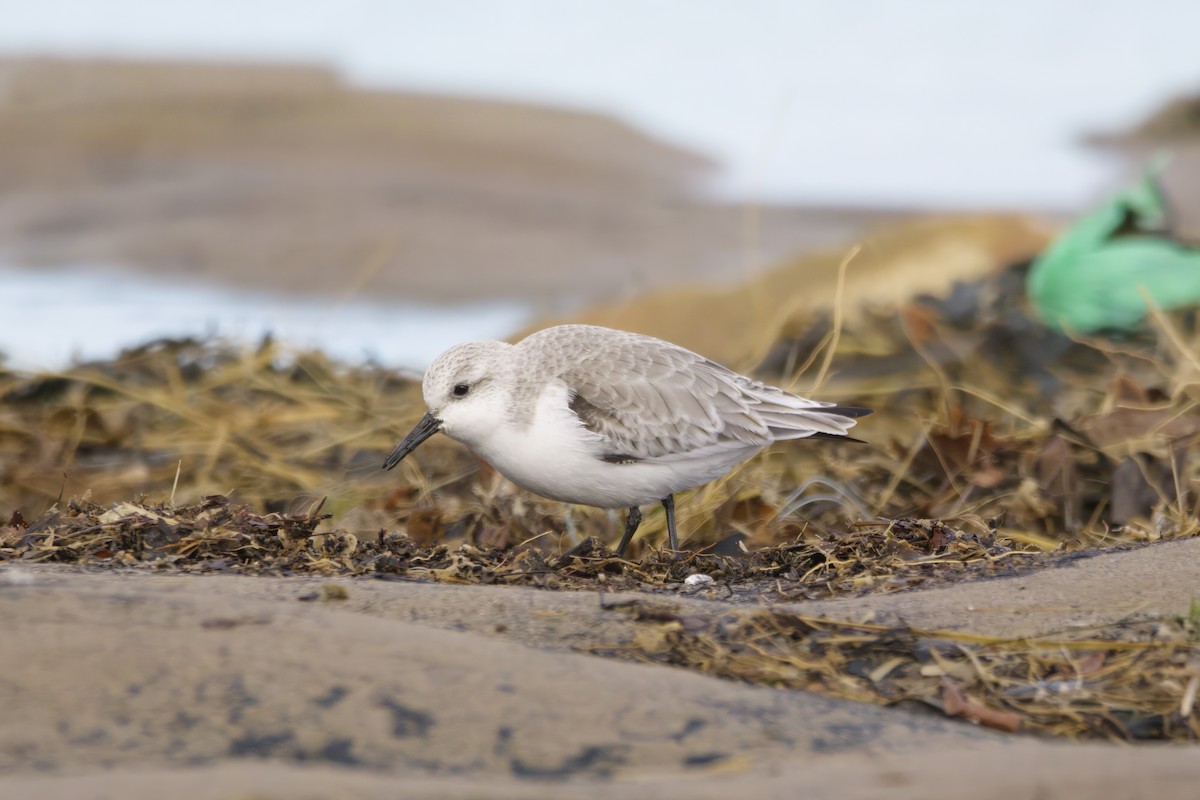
[661,494,678,552]
[615,506,642,557]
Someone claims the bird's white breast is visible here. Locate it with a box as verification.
[461,380,758,509]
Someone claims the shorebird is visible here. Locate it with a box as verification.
[384,324,869,555]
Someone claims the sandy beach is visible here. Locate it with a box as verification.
[3,56,1200,800]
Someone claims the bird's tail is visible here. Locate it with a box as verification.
[752,393,872,440]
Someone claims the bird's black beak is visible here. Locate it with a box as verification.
[382,412,443,470]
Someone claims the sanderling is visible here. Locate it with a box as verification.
[384,324,870,555]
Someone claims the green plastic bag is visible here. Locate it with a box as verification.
[1028,159,1200,332]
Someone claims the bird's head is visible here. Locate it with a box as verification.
[383,340,514,470]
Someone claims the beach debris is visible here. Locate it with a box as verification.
[1028,159,1200,332]
[0,496,1041,600]
[596,597,1200,743]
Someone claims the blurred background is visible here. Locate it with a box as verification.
[1,0,1198,370]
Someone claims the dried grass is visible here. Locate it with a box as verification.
[594,597,1200,742]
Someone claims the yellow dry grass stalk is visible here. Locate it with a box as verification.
[0,339,423,515]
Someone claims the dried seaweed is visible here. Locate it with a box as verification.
[3,260,1200,561]
[595,597,1200,742]
[0,495,1041,597]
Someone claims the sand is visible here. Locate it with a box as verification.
[3,536,1200,798]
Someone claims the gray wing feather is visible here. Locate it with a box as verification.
[522,326,864,461]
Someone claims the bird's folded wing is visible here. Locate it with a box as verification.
[560,337,861,461]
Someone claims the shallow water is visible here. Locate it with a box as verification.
[0,266,531,372]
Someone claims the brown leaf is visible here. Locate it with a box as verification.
[1081,408,1200,451]
[380,485,416,512]
[1108,375,1150,405]
[1035,435,1083,530]
[1075,652,1106,676]
[1110,456,1163,525]
[940,678,1023,732]
[405,507,444,545]
[971,464,1007,489]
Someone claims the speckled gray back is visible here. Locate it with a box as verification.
[507,325,864,460]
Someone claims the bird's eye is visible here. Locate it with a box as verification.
[452,383,470,398]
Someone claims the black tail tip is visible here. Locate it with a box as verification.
[808,432,868,443]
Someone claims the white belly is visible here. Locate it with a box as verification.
[460,382,759,509]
